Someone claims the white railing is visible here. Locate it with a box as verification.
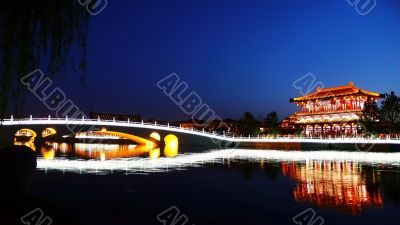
[2,117,400,144]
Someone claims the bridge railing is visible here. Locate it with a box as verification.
[1,116,231,139]
[2,117,400,141]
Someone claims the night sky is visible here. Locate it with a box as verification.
[26,0,400,121]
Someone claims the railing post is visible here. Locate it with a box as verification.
[30,115,32,121]
[113,117,115,123]
[167,123,170,128]
[82,116,85,121]
[127,118,130,123]
[65,116,68,121]
[98,116,100,122]
[48,115,51,120]
[141,120,144,125]
[155,121,157,126]
[202,128,204,133]
[180,124,182,129]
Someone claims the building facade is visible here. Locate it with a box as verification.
[178,119,239,135]
[279,115,299,135]
[290,82,384,136]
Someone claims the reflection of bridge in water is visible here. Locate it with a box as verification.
[3,117,400,151]
[31,148,400,213]
[19,142,175,160]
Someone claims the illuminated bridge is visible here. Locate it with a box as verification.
[1,117,400,151]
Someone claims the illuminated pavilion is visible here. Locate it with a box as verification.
[290,82,384,136]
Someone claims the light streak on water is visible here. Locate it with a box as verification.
[37,149,400,174]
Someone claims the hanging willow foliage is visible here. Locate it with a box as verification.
[0,0,90,118]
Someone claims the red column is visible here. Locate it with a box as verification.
[312,125,315,136]
[350,123,353,136]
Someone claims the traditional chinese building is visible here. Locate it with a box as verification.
[290,82,384,136]
[279,115,299,135]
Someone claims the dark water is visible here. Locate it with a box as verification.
[24,143,400,225]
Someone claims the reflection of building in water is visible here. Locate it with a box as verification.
[281,160,383,214]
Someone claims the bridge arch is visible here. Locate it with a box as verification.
[15,128,37,143]
[42,128,57,138]
[92,130,157,147]
[150,132,161,141]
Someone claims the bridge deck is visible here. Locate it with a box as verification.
[2,118,400,145]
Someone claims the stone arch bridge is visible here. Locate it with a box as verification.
[1,117,400,152]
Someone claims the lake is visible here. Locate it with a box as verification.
[25,142,400,225]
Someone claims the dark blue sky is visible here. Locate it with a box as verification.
[28,0,400,121]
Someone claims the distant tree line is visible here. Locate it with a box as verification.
[237,111,281,136]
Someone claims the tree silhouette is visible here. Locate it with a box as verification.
[359,99,380,134]
[238,112,259,136]
[0,1,89,117]
[360,92,400,135]
[263,111,280,134]
[380,92,400,134]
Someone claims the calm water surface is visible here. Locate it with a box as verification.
[25,142,400,225]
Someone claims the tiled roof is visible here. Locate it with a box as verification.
[291,82,383,102]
